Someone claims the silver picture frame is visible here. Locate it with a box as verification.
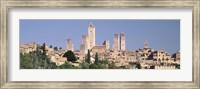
[0,0,199,89]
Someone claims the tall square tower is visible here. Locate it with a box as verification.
[112,34,120,50]
[88,22,95,49]
[120,32,126,51]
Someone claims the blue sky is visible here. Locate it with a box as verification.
[20,20,180,54]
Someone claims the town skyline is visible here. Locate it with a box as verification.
[20,20,180,69]
[20,20,180,54]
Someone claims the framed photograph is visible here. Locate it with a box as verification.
[1,0,200,89]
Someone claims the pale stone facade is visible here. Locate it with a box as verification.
[66,39,74,51]
[112,34,120,50]
[45,46,68,66]
[112,32,126,51]
[91,45,107,54]
[176,50,180,59]
[152,50,171,61]
[103,40,110,50]
[20,42,38,54]
[48,50,67,66]
[88,22,95,49]
[80,35,89,60]
[120,32,126,51]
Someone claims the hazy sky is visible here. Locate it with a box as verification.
[20,20,180,54]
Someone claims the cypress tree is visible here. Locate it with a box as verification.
[86,49,91,63]
[95,52,99,64]
[42,43,49,69]
[42,43,46,56]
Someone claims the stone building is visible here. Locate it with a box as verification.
[120,32,126,51]
[91,45,107,53]
[136,42,154,60]
[103,40,110,50]
[88,22,95,49]
[171,50,180,64]
[91,40,110,60]
[152,50,171,62]
[112,34,120,50]
[175,50,180,60]
[112,32,126,51]
[79,22,111,61]
[66,39,74,51]
[80,35,89,60]
[48,50,67,66]
[20,42,38,54]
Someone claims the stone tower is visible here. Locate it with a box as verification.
[66,39,74,51]
[112,34,120,50]
[80,35,89,60]
[103,40,110,50]
[80,35,89,55]
[88,22,95,49]
[120,32,126,51]
[112,32,126,51]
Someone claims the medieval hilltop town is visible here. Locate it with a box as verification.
[20,22,180,69]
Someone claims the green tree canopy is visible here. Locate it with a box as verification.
[79,62,90,69]
[20,53,33,69]
[136,62,141,69]
[63,50,77,62]
[108,61,117,69]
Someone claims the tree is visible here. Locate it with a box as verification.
[59,47,62,50]
[54,47,58,51]
[86,49,91,63]
[89,63,98,69]
[50,45,53,48]
[95,52,99,64]
[175,64,180,69]
[50,62,57,69]
[20,53,32,69]
[42,43,47,68]
[79,62,90,69]
[97,63,108,69]
[98,59,108,64]
[42,43,46,56]
[30,52,38,69]
[63,50,77,62]
[136,62,141,69]
[108,61,117,69]
[59,62,74,69]
[20,45,53,69]
[42,43,51,69]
